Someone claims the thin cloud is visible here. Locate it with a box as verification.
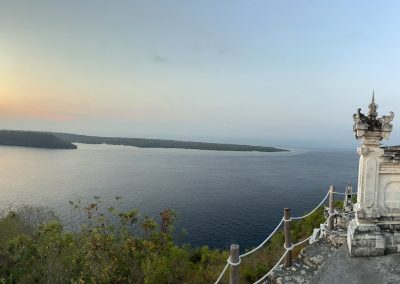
[153,55,167,63]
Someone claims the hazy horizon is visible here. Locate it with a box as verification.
[2,1,400,149]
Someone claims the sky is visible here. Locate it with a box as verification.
[1,1,400,148]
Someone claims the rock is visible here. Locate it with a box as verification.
[309,228,321,244]
[327,233,346,248]
[263,230,346,284]
[303,257,315,268]
[292,276,305,283]
[269,272,275,280]
[309,255,324,266]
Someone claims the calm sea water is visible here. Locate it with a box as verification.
[0,144,358,250]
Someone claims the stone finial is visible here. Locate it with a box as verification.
[368,91,378,119]
[353,93,394,140]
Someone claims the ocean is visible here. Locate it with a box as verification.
[0,143,358,250]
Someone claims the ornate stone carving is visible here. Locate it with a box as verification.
[379,164,400,174]
[359,147,371,156]
[353,92,394,140]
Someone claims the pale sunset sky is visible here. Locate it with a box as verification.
[1,1,400,148]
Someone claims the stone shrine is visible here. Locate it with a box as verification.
[347,93,400,256]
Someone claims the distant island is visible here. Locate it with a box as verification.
[0,130,77,149]
[0,130,288,152]
[53,132,288,152]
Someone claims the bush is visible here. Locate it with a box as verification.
[0,200,228,284]
[0,198,335,283]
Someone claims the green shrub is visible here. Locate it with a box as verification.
[0,198,339,283]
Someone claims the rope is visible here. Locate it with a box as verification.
[214,218,285,283]
[240,218,284,258]
[285,217,329,251]
[333,191,358,195]
[214,189,344,284]
[214,263,229,284]
[227,257,241,266]
[251,214,334,284]
[293,234,313,248]
[284,243,294,251]
[252,250,289,284]
[291,191,329,220]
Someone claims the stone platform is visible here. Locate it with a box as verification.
[347,218,400,256]
[310,242,400,284]
[269,214,400,284]
[347,219,385,256]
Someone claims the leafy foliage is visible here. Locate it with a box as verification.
[0,201,227,283]
[0,200,333,283]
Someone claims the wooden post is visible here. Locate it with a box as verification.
[328,185,335,230]
[229,244,240,284]
[284,208,292,268]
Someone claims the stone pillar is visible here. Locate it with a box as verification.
[355,132,383,220]
[348,131,386,256]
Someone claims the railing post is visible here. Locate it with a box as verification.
[328,185,335,230]
[229,244,240,284]
[284,208,292,268]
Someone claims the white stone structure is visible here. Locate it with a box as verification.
[347,93,400,256]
